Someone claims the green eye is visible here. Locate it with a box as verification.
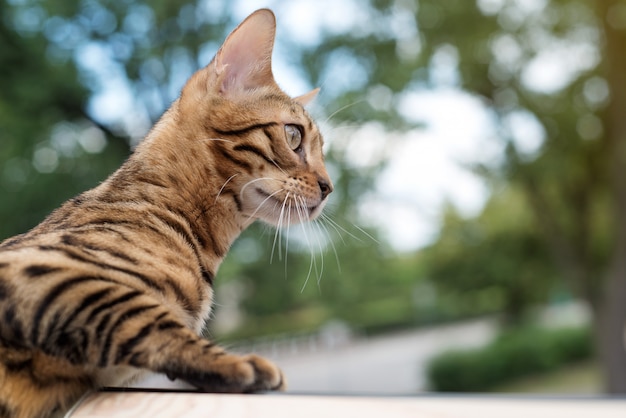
[285,124,302,151]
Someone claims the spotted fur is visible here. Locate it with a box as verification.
[0,9,332,418]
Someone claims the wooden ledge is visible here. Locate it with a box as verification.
[67,390,626,418]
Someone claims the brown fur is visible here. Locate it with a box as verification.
[0,9,332,418]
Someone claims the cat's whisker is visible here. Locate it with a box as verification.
[201,137,235,144]
[307,202,325,287]
[315,217,341,273]
[214,174,239,203]
[311,218,325,285]
[268,156,288,176]
[284,198,293,277]
[351,223,380,244]
[245,188,284,222]
[324,99,367,124]
[239,177,279,198]
[294,198,315,293]
[295,196,322,292]
[270,193,289,264]
[319,213,348,246]
[320,213,374,244]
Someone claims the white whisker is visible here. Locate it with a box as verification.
[324,100,366,124]
[245,188,283,222]
[270,193,289,264]
[295,197,316,293]
[298,196,322,291]
[319,213,348,245]
[201,137,234,144]
[240,177,279,197]
[214,174,239,203]
[311,217,325,285]
[316,218,341,273]
[320,213,364,243]
[284,197,293,277]
[351,223,380,244]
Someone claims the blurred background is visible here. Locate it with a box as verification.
[1,0,626,395]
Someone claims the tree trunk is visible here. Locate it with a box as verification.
[596,0,626,394]
[597,266,626,393]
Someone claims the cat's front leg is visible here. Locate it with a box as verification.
[160,350,286,393]
[105,310,285,393]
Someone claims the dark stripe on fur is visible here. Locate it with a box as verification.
[94,313,112,343]
[214,122,277,137]
[157,320,184,331]
[0,399,15,418]
[201,267,214,286]
[217,147,253,172]
[4,357,32,374]
[76,217,161,235]
[136,174,169,189]
[56,287,115,339]
[61,234,138,264]
[23,264,62,278]
[114,321,154,364]
[2,305,25,348]
[150,209,201,254]
[163,276,196,314]
[265,128,280,156]
[44,326,90,364]
[233,144,277,166]
[72,225,133,242]
[31,276,115,345]
[99,304,159,367]
[0,280,11,300]
[0,234,26,248]
[86,290,143,324]
[38,245,166,293]
[232,193,243,212]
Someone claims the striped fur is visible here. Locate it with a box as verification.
[0,9,332,418]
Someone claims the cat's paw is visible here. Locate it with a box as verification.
[178,352,286,393]
[241,354,286,392]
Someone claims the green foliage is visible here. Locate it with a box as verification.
[0,0,128,239]
[422,187,559,325]
[427,326,593,392]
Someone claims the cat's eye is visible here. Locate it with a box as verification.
[285,124,303,152]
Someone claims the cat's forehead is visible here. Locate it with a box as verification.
[259,93,320,133]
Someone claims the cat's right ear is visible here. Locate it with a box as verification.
[295,88,320,107]
[211,9,277,97]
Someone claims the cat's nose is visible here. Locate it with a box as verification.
[318,178,333,200]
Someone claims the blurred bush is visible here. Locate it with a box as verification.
[427,326,592,392]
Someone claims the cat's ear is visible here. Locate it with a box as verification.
[294,88,320,107]
[213,9,276,95]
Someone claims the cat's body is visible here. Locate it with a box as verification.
[0,9,332,418]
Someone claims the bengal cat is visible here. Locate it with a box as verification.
[0,9,332,418]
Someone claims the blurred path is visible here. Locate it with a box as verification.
[272,319,496,395]
[271,303,588,394]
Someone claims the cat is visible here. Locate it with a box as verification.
[0,8,333,418]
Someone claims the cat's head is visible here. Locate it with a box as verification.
[179,9,333,227]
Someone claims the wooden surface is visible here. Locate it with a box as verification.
[67,390,626,418]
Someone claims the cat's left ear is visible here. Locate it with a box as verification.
[294,88,320,107]
[213,9,277,95]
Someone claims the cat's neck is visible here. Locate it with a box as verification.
[100,107,251,275]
